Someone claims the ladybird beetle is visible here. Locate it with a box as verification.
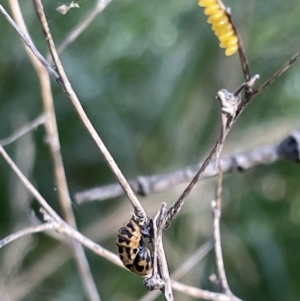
[116,216,153,276]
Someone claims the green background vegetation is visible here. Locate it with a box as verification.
[1,0,300,300]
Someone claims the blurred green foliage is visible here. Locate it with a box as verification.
[1,0,300,300]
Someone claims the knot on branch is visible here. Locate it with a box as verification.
[136,176,151,196]
[216,89,240,118]
[278,131,300,162]
[144,274,165,291]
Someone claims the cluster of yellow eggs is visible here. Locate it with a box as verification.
[199,0,239,56]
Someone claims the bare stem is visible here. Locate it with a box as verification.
[144,204,173,300]
[223,4,251,81]
[212,169,231,295]
[171,280,242,301]
[75,131,298,203]
[0,5,60,83]
[0,145,61,221]
[0,144,124,271]
[5,1,101,298]
[32,0,146,219]
[252,50,300,97]
[165,75,260,228]
[0,114,46,146]
[0,223,57,248]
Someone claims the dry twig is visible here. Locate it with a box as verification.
[0,3,147,221]
[211,169,241,300]
[144,203,173,300]
[75,131,300,203]
[0,144,126,269]
[33,0,147,221]
[2,1,300,300]
[164,75,260,229]
[0,114,46,146]
[252,50,300,98]
[171,280,241,301]
[7,0,100,298]
[0,5,60,82]
[0,222,57,249]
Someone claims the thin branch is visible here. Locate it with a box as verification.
[75,131,300,203]
[212,169,231,295]
[0,3,146,221]
[0,5,60,83]
[164,142,218,228]
[1,140,159,281]
[237,37,251,82]
[0,222,57,248]
[0,114,46,146]
[0,218,239,301]
[155,206,173,301]
[5,198,160,301]
[3,0,100,296]
[252,50,300,97]
[210,168,242,301]
[56,0,113,54]
[222,1,251,81]
[0,145,123,268]
[0,145,61,221]
[31,0,147,221]
[57,222,123,267]
[0,214,122,270]
[171,280,242,301]
[164,75,259,229]
[144,203,173,301]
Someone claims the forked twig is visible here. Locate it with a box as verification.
[6,0,100,297]
[144,203,173,300]
[0,3,147,222]
[32,0,147,221]
[2,2,300,301]
[139,241,212,301]
[0,145,123,268]
[164,75,259,229]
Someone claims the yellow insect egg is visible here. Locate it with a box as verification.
[213,23,233,37]
[207,11,226,24]
[204,4,219,15]
[199,0,239,56]
[198,0,217,7]
[225,44,238,56]
[219,30,235,46]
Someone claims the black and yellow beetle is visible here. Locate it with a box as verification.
[116,215,153,276]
